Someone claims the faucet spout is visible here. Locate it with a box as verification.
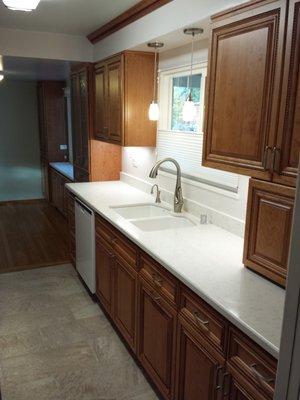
[148,158,184,213]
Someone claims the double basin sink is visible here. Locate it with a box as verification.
[110,203,196,232]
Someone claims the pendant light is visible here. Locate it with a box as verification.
[182,28,203,122]
[2,0,41,11]
[147,41,164,121]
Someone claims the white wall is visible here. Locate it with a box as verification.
[121,41,249,237]
[0,80,42,201]
[0,27,93,62]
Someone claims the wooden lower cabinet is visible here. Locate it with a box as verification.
[67,192,76,266]
[113,256,137,351]
[95,237,114,314]
[244,179,295,286]
[176,315,225,400]
[49,167,72,218]
[94,214,277,400]
[138,276,177,400]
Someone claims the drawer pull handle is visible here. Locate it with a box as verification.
[250,364,275,385]
[152,273,163,286]
[194,311,210,331]
[150,291,161,301]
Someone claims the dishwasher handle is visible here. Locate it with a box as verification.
[75,199,93,215]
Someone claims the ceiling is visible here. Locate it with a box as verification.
[0,0,140,36]
[2,55,73,80]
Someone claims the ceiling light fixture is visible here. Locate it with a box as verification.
[0,73,4,82]
[182,27,203,122]
[2,0,41,11]
[147,41,164,121]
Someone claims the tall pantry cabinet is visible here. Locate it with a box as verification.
[70,64,121,182]
[203,0,300,286]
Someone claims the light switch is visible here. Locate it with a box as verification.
[60,144,68,150]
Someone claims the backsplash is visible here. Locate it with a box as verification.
[121,147,249,238]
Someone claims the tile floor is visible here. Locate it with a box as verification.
[0,264,158,400]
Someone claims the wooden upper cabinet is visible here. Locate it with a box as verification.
[94,62,107,141]
[93,51,157,146]
[106,56,123,143]
[203,0,287,179]
[70,64,91,176]
[243,179,295,287]
[273,0,300,187]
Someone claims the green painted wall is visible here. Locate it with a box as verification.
[0,80,42,201]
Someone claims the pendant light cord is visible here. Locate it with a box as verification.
[153,49,157,101]
[187,32,195,101]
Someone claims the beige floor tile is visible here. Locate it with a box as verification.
[0,265,158,400]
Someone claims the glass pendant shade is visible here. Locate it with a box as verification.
[148,101,159,121]
[2,0,40,11]
[182,95,196,122]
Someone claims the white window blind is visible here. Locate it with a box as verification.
[157,63,239,192]
[157,130,239,192]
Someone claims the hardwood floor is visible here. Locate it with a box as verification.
[0,200,70,273]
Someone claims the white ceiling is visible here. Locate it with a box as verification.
[2,55,73,80]
[0,0,140,36]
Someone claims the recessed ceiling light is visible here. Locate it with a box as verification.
[2,0,41,11]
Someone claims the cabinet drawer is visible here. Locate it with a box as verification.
[95,214,115,245]
[227,327,277,399]
[179,286,228,355]
[113,230,138,270]
[139,253,178,307]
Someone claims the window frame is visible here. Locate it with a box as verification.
[158,62,207,134]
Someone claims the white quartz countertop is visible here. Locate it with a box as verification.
[66,180,285,359]
[50,162,74,181]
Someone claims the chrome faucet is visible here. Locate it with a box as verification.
[149,158,183,213]
[151,184,161,204]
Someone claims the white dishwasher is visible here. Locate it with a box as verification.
[75,198,95,293]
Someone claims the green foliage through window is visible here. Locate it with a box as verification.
[171,73,201,133]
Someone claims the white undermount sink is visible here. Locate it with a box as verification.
[110,203,196,232]
[131,216,196,232]
[111,203,170,219]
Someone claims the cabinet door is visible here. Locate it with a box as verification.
[94,63,107,140]
[273,0,300,187]
[78,69,90,171]
[113,257,137,351]
[95,238,114,314]
[203,1,286,179]
[176,316,224,400]
[138,277,177,400]
[71,74,82,168]
[107,56,123,144]
[243,179,295,286]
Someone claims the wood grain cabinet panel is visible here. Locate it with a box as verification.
[95,237,114,314]
[138,276,177,400]
[93,51,156,146]
[203,0,287,179]
[273,0,300,187]
[113,257,137,351]
[243,179,295,286]
[175,316,225,400]
[94,62,107,141]
[106,56,123,143]
[227,327,277,400]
